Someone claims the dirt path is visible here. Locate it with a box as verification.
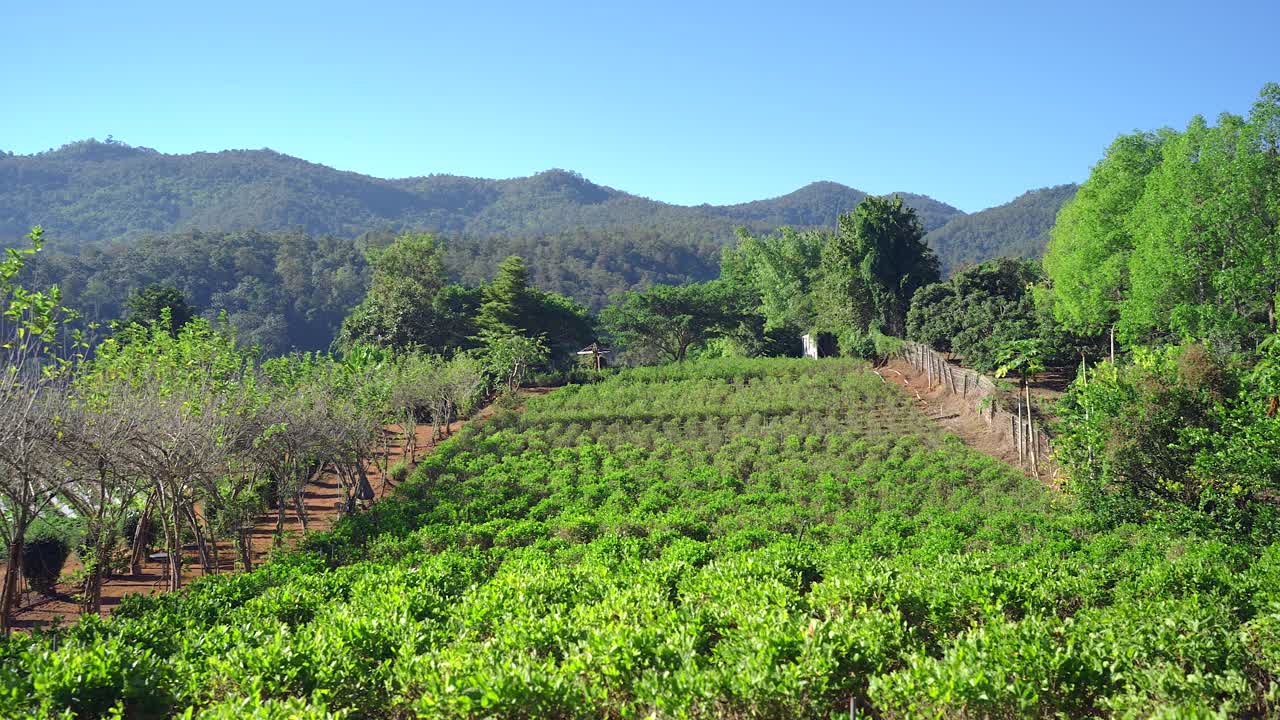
[876,358,1026,470]
[8,392,545,632]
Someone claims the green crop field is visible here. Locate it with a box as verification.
[5,358,1278,718]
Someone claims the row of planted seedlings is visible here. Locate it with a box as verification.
[4,358,1279,718]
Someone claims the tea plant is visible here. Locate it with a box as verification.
[3,358,1277,718]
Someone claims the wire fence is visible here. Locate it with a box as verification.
[898,341,1057,481]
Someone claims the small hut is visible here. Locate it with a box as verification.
[801,334,819,359]
[801,332,837,359]
[576,343,612,370]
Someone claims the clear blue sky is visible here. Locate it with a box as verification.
[4,0,1277,212]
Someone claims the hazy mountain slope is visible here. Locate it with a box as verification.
[0,139,961,244]
[924,184,1078,274]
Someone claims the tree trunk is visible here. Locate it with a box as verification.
[295,486,309,531]
[129,494,155,575]
[0,514,28,634]
[185,505,212,575]
[275,473,286,545]
[238,527,254,573]
[1083,353,1094,469]
[167,489,183,592]
[83,533,111,615]
[83,463,109,614]
[1016,395,1025,466]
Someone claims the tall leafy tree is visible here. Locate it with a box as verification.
[337,232,458,352]
[477,255,594,363]
[906,257,1076,371]
[1122,87,1280,350]
[477,255,535,335]
[1043,131,1168,343]
[600,281,746,363]
[818,195,939,337]
[523,291,595,362]
[724,226,824,336]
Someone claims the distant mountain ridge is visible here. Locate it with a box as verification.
[0,138,966,244]
[3,139,1079,356]
[924,184,1079,273]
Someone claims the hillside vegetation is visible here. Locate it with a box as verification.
[924,184,1078,273]
[0,139,963,245]
[8,358,1276,718]
[19,227,723,354]
[2,140,1077,352]
[6,81,1278,720]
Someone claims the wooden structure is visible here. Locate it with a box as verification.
[576,343,612,370]
[899,340,1056,480]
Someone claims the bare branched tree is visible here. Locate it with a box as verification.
[0,375,79,631]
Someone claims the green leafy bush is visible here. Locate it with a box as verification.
[6,358,1279,717]
[22,535,71,596]
[386,461,410,485]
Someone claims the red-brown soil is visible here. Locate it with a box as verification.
[6,392,544,632]
[876,358,1027,471]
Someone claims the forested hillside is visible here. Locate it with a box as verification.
[0,139,963,245]
[0,139,1083,352]
[924,184,1078,272]
[716,180,964,233]
[17,227,724,354]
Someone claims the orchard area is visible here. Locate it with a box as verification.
[4,359,1279,718]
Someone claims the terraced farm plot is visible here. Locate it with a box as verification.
[4,358,1278,719]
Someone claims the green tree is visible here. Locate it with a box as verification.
[121,284,196,336]
[523,291,595,364]
[818,195,939,337]
[474,255,594,364]
[480,331,549,393]
[337,232,457,352]
[1043,131,1168,348]
[477,255,535,335]
[724,226,824,336]
[906,258,1085,371]
[1121,86,1280,351]
[600,281,746,363]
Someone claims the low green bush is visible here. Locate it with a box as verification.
[22,535,71,596]
[386,460,410,484]
[6,358,1278,717]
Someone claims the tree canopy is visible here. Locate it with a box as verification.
[121,284,196,336]
[1045,83,1280,352]
[906,257,1077,372]
[600,281,748,363]
[337,232,468,353]
[818,195,939,338]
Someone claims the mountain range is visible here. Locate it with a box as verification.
[1,139,1077,353]
[1,139,1071,269]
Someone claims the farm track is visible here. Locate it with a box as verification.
[9,389,553,631]
[875,357,1028,472]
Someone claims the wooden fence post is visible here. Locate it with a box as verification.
[1016,399,1025,466]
